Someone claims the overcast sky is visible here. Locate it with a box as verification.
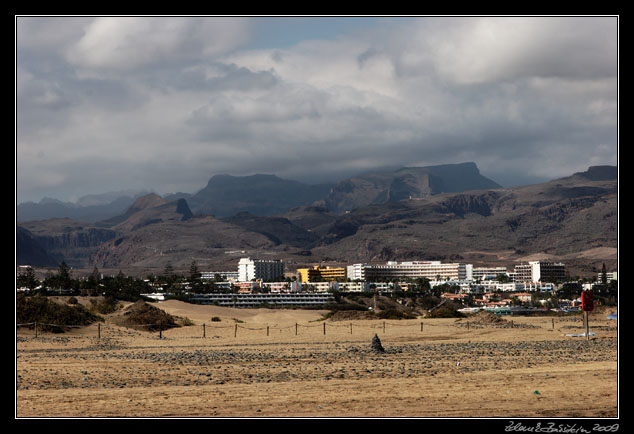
[16,16,618,204]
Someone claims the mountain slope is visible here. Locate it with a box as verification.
[97,194,193,231]
[310,166,617,273]
[222,212,320,248]
[17,219,117,268]
[88,194,281,269]
[187,174,332,217]
[16,166,617,276]
[16,226,62,267]
[17,191,148,223]
[321,162,502,214]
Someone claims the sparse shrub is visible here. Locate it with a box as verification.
[118,300,180,332]
[426,302,466,318]
[375,309,417,320]
[67,296,78,305]
[211,316,222,322]
[89,296,120,314]
[178,316,195,326]
[17,293,102,333]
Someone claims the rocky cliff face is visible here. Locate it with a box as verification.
[322,162,502,214]
[17,219,117,267]
[187,174,332,217]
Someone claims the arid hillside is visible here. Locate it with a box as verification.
[17,166,617,277]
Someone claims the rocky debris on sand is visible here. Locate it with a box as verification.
[371,334,385,353]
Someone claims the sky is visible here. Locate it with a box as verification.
[16,16,618,204]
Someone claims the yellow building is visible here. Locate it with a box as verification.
[297,266,347,283]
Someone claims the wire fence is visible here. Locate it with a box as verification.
[15,316,567,342]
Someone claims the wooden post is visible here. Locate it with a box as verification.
[203,323,206,338]
[323,322,326,335]
[584,311,590,341]
[383,321,386,333]
[159,327,163,339]
[552,318,555,329]
[350,323,353,334]
[421,321,423,332]
[267,325,269,336]
[467,322,470,330]
[234,324,238,338]
[295,323,298,335]
[35,321,38,338]
[98,323,101,341]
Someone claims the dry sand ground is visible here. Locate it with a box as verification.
[16,300,618,419]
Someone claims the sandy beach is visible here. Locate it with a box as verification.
[16,300,618,419]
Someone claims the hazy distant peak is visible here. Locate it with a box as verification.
[129,193,168,211]
[573,165,617,181]
[75,189,150,207]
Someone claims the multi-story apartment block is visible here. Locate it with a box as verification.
[201,271,239,281]
[513,261,566,283]
[472,267,508,281]
[347,261,472,282]
[297,266,347,283]
[238,258,285,282]
[597,271,618,283]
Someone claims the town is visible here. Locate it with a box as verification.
[193,258,617,311]
[18,256,615,313]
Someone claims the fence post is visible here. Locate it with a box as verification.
[234,324,238,338]
[35,321,38,338]
[267,325,269,336]
[98,323,101,341]
[295,323,298,335]
[383,321,386,333]
[203,323,206,338]
[350,323,353,334]
[552,318,555,329]
[159,326,163,339]
[323,322,326,335]
[421,321,423,332]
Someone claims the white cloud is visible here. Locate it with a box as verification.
[66,17,252,75]
[16,16,618,203]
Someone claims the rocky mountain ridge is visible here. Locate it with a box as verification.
[16,165,617,277]
[18,162,501,221]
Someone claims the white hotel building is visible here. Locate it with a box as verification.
[347,261,472,282]
[238,258,285,282]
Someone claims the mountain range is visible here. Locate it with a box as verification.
[17,162,501,221]
[16,163,618,277]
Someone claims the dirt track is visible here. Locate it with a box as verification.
[16,300,619,418]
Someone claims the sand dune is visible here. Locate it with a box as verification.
[16,302,618,419]
[156,299,329,324]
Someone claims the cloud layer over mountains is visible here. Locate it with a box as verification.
[17,16,618,203]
